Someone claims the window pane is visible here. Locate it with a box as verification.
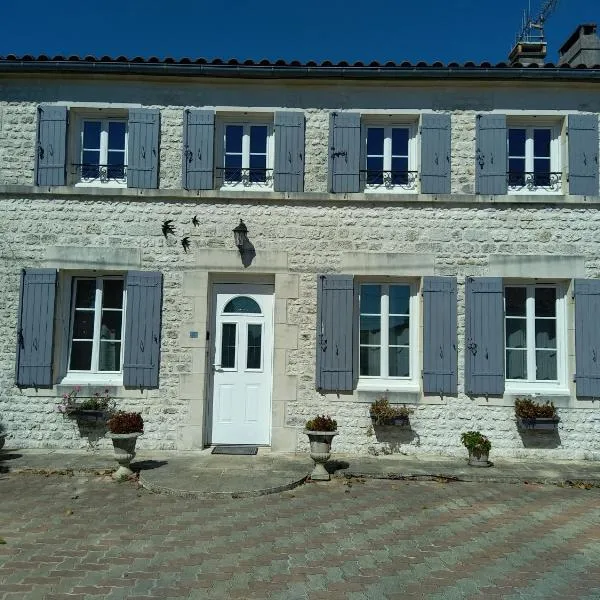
[250,126,267,153]
[247,324,262,369]
[360,316,381,345]
[366,157,383,184]
[224,297,262,314]
[508,129,526,156]
[360,347,380,376]
[249,154,267,183]
[535,320,556,349]
[536,350,557,380]
[506,318,526,348]
[102,280,124,309]
[75,279,96,308]
[389,316,409,346]
[505,287,526,316]
[82,151,100,178]
[389,285,410,315]
[391,157,409,185]
[535,288,556,317]
[360,285,381,314]
[108,122,126,150]
[70,341,93,370]
[101,312,122,341]
[107,152,126,179]
[221,323,236,369]
[72,311,94,339]
[391,128,409,155]
[367,128,384,155]
[225,125,243,152]
[389,347,409,377]
[534,129,551,158]
[508,159,525,186]
[506,349,526,379]
[99,341,121,371]
[83,121,101,148]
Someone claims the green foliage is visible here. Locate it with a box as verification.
[107,411,144,434]
[369,396,413,425]
[305,414,338,432]
[515,398,556,419]
[460,431,491,453]
[57,387,115,415]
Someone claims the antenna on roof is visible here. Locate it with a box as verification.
[509,0,559,65]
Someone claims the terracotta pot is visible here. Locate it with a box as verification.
[108,432,143,479]
[303,430,338,481]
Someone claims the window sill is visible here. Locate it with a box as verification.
[357,380,420,393]
[74,182,127,189]
[60,374,124,387]
[220,184,274,192]
[365,187,418,194]
[504,384,571,397]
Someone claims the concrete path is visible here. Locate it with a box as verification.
[2,447,600,497]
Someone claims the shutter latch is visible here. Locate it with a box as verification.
[466,340,477,355]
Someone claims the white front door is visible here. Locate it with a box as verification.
[210,284,274,445]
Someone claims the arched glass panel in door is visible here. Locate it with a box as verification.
[223,296,261,314]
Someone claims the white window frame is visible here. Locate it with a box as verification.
[70,111,128,188]
[363,121,418,193]
[504,282,568,394]
[356,281,420,392]
[216,116,274,191]
[507,120,562,194]
[62,276,127,385]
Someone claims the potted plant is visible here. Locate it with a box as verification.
[369,396,413,426]
[515,398,559,430]
[57,387,115,422]
[461,431,491,467]
[106,411,144,480]
[304,415,338,481]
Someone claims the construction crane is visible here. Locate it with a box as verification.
[515,0,560,45]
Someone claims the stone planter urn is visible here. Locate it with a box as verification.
[304,430,338,481]
[467,449,491,467]
[108,432,142,480]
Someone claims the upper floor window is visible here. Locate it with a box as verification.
[507,124,561,194]
[218,121,274,190]
[77,119,128,186]
[363,124,418,192]
[68,277,126,376]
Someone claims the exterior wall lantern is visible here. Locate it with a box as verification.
[233,219,248,252]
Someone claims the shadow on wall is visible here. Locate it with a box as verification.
[517,429,561,449]
[368,426,421,455]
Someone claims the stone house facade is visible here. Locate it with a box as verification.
[1,30,600,458]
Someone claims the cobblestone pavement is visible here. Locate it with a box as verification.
[1,473,600,599]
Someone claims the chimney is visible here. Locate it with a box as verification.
[558,23,600,67]
[509,41,547,66]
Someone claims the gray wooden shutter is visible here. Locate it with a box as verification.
[274,111,305,192]
[127,109,160,189]
[568,114,599,196]
[316,275,355,392]
[35,105,67,186]
[16,268,57,388]
[476,114,507,195]
[420,114,451,194]
[123,271,163,389]
[329,112,361,193]
[465,277,505,395]
[574,279,600,397]
[423,276,457,395]
[182,109,214,190]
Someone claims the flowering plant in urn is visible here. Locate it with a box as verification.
[304,415,338,481]
[107,412,144,479]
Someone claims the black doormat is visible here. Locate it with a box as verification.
[212,446,258,455]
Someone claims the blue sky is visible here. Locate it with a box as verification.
[0,1,597,64]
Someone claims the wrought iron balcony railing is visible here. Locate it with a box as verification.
[217,167,274,187]
[507,171,562,192]
[361,170,418,190]
[71,163,127,183]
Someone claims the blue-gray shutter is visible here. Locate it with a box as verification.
[182,109,214,190]
[476,114,507,195]
[329,112,361,193]
[568,114,599,196]
[123,271,163,389]
[35,105,67,186]
[420,114,451,194]
[574,279,600,397]
[15,268,57,388]
[274,111,305,192]
[127,109,160,189]
[465,277,505,396]
[423,277,457,395]
[316,275,355,392]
